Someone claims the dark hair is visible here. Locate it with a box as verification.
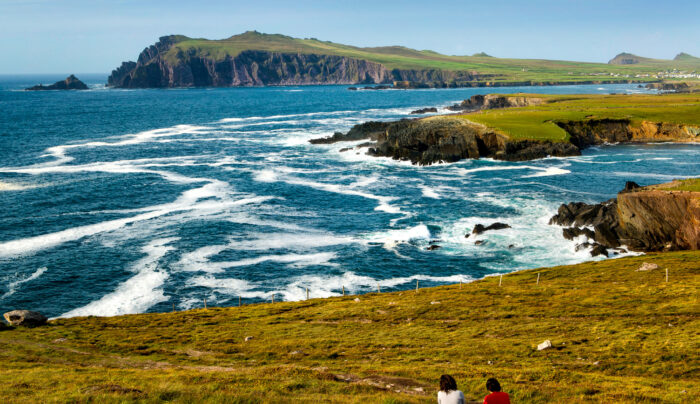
[486,378,501,392]
[439,374,458,392]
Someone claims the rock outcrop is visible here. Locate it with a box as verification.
[550,181,700,253]
[410,107,438,114]
[557,119,700,148]
[644,82,690,91]
[3,310,48,327]
[447,94,543,112]
[26,75,88,91]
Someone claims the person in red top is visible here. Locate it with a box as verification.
[483,378,511,404]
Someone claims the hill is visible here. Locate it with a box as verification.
[1,251,697,403]
[674,52,700,62]
[108,31,700,88]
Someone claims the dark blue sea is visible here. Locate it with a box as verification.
[1,74,698,318]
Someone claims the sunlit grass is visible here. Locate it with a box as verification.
[1,251,698,403]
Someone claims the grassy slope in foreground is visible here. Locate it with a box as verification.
[458,92,700,141]
[1,252,698,403]
[162,31,700,84]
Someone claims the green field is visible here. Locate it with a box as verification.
[1,251,698,403]
[661,178,700,192]
[456,93,700,141]
[161,31,700,85]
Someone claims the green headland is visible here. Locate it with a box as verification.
[2,251,698,403]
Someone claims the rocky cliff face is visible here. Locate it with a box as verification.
[550,181,700,254]
[557,119,700,148]
[107,36,484,88]
[447,94,543,111]
[311,117,579,165]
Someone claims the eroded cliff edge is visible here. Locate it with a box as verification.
[310,94,700,165]
[550,180,700,255]
[107,36,480,88]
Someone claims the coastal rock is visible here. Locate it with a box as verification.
[446,94,543,112]
[551,180,700,252]
[426,244,441,250]
[309,121,393,144]
[410,107,438,114]
[645,82,689,91]
[537,340,553,351]
[472,222,511,235]
[590,244,609,257]
[26,75,88,91]
[556,119,699,148]
[562,227,595,240]
[3,310,47,327]
[637,262,659,271]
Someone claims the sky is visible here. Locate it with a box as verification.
[1,0,699,74]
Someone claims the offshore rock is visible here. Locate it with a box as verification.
[309,121,394,144]
[472,222,511,235]
[3,310,47,327]
[26,75,88,91]
[410,107,438,114]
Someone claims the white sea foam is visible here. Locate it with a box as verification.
[253,169,401,214]
[179,252,337,274]
[0,180,272,258]
[419,185,441,199]
[363,224,431,248]
[1,267,47,299]
[521,166,571,178]
[0,180,31,191]
[59,237,178,318]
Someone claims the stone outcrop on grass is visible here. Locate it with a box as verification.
[3,310,47,327]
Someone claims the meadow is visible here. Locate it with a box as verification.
[1,251,698,403]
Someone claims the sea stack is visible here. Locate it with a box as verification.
[26,74,89,91]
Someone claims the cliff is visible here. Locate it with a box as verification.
[25,75,88,91]
[557,118,700,148]
[550,180,700,254]
[107,35,484,88]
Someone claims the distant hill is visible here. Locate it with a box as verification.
[472,52,493,57]
[608,52,650,65]
[674,52,699,61]
[107,31,700,89]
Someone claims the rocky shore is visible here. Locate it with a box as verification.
[550,180,700,256]
[310,93,700,165]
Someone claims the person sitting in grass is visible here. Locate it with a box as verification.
[437,374,465,404]
[483,378,510,404]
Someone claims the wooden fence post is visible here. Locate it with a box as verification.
[499,275,503,287]
[342,285,345,296]
[239,296,241,307]
[666,268,669,283]
[377,283,381,293]
[537,273,540,285]
[204,298,207,309]
[415,280,419,293]
[306,287,309,300]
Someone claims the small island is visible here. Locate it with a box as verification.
[25,74,88,91]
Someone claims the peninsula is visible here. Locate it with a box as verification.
[312,92,700,165]
[107,31,700,88]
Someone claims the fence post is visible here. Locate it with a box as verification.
[537,273,540,285]
[415,279,419,293]
[460,280,462,289]
[239,296,241,307]
[204,298,207,310]
[172,302,175,313]
[377,283,381,293]
[665,268,669,283]
[272,294,275,303]
[499,275,503,287]
[306,287,309,300]
[342,285,345,296]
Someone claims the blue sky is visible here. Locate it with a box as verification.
[1,0,699,74]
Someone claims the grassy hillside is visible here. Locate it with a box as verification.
[161,31,700,85]
[458,93,700,141]
[1,251,698,403]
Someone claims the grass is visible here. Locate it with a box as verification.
[456,93,700,141]
[1,251,698,403]
[159,31,700,85]
[659,178,700,192]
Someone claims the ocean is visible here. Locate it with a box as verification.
[1,74,698,318]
